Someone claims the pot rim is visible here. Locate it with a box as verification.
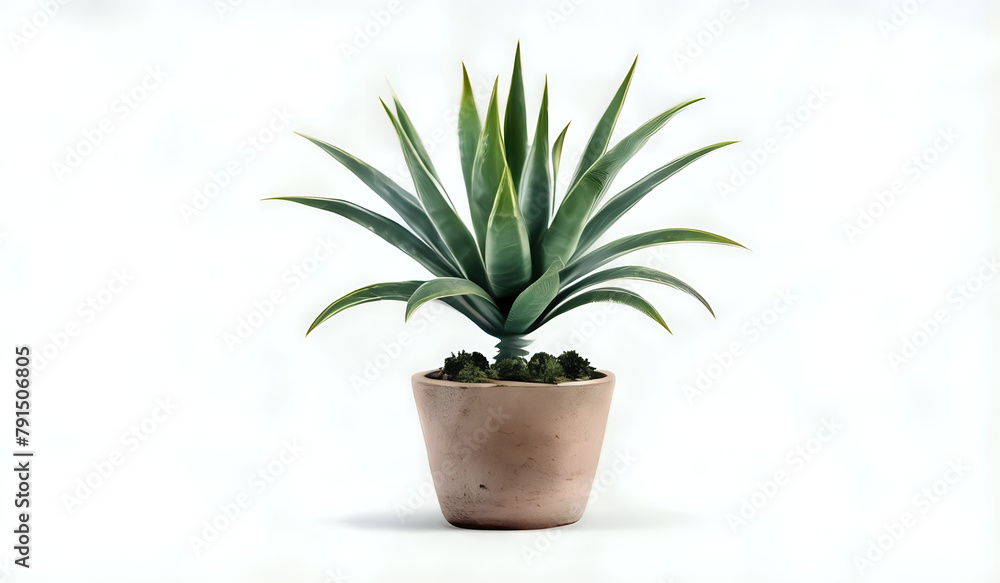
[413,369,614,388]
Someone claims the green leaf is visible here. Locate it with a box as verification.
[566,56,637,190]
[519,79,551,259]
[532,286,669,333]
[552,265,714,318]
[381,99,491,291]
[406,277,500,321]
[295,133,458,271]
[390,88,441,183]
[469,79,505,254]
[541,98,705,267]
[265,197,457,277]
[442,296,504,335]
[308,280,424,335]
[504,42,528,187]
[562,228,746,285]
[576,141,736,254]
[551,121,570,182]
[458,64,482,197]
[503,259,562,333]
[485,167,532,298]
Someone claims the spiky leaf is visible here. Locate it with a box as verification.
[562,228,746,285]
[504,42,528,186]
[566,57,636,189]
[533,287,669,333]
[295,133,457,271]
[576,141,736,253]
[381,99,491,291]
[484,168,532,298]
[308,281,424,335]
[391,89,440,182]
[265,197,457,277]
[458,64,482,196]
[504,259,562,333]
[469,80,506,253]
[551,121,570,182]
[541,98,705,267]
[441,297,505,334]
[553,265,714,317]
[519,79,552,259]
[406,278,500,321]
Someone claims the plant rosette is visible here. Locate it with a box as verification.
[270,43,745,529]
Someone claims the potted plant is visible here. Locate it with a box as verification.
[269,44,744,529]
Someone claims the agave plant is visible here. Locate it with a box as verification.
[270,44,744,359]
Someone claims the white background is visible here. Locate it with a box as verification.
[0,0,998,581]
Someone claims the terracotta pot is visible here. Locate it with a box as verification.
[411,370,616,530]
